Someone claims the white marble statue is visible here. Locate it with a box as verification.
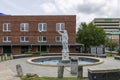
[57,30,69,60]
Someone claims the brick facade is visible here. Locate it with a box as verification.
[0,15,82,54]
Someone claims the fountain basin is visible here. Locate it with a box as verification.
[27,56,104,67]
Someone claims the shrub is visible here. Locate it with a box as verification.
[24,51,48,54]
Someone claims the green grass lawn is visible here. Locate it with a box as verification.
[21,77,85,80]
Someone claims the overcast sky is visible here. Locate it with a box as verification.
[0,0,119,28]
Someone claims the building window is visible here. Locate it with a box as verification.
[3,23,11,32]
[56,23,65,31]
[38,23,47,32]
[38,36,47,42]
[3,36,11,42]
[20,23,29,31]
[56,36,62,42]
[20,36,29,42]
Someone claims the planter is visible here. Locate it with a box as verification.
[32,53,41,57]
[114,56,120,60]
[24,52,41,57]
[25,51,48,57]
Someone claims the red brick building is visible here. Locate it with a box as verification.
[0,15,83,55]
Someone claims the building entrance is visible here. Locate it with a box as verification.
[21,46,29,53]
[3,46,12,54]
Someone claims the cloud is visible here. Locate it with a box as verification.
[55,0,83,14]
[81,0,118,18]
[75,0,119,28]
[40,3,57,13]
[0,0,119,27]
[76,0,106,15]
[0,0,38,15]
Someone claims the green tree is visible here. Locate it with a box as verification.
[105,41,118,51]
[77,22,106,53]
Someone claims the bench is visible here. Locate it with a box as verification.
[88,68,120,80]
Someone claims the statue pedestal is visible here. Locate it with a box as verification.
[62,52,69,61]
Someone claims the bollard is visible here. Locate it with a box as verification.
[70,57,78,74]
[4,54,7,60]
[58,61,64,79]
[1,54,5,61]
[2,55,5,61]
[10,54,13,60]
[1,55,4,61]
[16,64,23,77]
[0,54,3,61]
[77,66,83,79]
[58,65,64,78]
[0,56,1,61]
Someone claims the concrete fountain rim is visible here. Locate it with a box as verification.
[27,56,104,67]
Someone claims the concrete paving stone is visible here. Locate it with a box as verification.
[0,63,20,80]
[0,57,120,78]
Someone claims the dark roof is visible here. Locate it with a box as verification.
[0,42,84,46]
[0,13,6,16]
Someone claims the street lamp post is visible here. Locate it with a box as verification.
[107,33,112,56]
[110,33,112,56]
[39,31,42,55]
[118,28,120,50]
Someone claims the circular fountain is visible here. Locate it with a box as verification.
[27,56,103,67]
[27,30,103,67]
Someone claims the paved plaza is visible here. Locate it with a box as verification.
[0,57,120,80]
[0,63,20,80]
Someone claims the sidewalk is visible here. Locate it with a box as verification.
[105,50,118,54]
[0,63,20,80]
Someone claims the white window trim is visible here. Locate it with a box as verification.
[3,36,11,42]
[56,23,65,31]
[38,23,47,32]
[38,36,47,42]
[20,23,29,32]
[3,23,11,32]
[56,36,62,42]
[20,36,29,42]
